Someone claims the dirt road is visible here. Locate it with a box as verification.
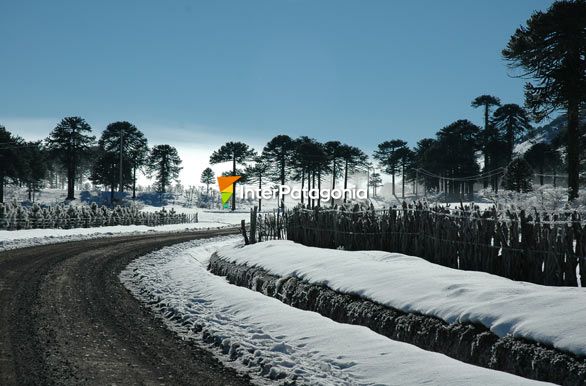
[0,229,251,385]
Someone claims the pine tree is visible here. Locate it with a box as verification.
[0,126,20,203]
[369,172,382,197]
[147,145,182,194]
[262,135,295,210]
[492,104,532,161]
[99,121,149,198]
[200,167,215,195]
[47,117,95,200]
[524,143,562,186]
[209,142,256,211]
[373,140,407,196]
[471,95,501,188]
[243,157,270,211]
[338,144,367,203]
[502,158,534,193]
[503,0,586,200]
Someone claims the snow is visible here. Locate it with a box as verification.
[0,222,238,252]
[120,237,549,385]
[217,240,586,358]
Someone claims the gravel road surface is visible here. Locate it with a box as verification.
[0,228,251,386]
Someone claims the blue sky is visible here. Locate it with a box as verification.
[0,0,555,183]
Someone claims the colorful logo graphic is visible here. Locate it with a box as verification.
[217,176,241,208]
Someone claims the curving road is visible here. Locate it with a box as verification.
[0,229,251,386]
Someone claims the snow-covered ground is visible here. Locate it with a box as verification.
[0,221,239,252]
[120,237,549,385]
[216,241,586,358]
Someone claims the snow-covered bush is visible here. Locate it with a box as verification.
[0,202,196,231]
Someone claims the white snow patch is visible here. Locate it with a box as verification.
[217,241,586,358]
[120,237,549,385]
[0,222,237,252]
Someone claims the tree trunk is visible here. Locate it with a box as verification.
[300,169,305,205]
[317,168,321,207]
[391,172,395,196]
[0,175,4,204]
[331,161,336,207]
[401,164,405,199]
[232,154,236,211]
[280,157,286,211]
[132,166,137,199]
[567,101,580,200]
[67,160,75,200]
[483,105,489,189]
[539,164,544,186]
[258,177,262,212]
[344,160,349,203]
[110,185,115,204]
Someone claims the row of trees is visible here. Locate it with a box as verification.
[205,96,554,210]
[206,138,369,211]
[208,0,586,205]
[0,117,183,204]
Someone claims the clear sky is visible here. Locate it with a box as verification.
[0,0,555,185]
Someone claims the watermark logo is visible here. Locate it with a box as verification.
[217,176,241,208]
[239,185,367,202]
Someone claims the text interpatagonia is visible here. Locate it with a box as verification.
[239,185,367,201]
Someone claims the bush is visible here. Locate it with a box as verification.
[0,202,197,231]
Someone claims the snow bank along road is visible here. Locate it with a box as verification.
[123,237,551,385]
[0,228,250,386]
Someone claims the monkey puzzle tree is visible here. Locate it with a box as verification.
[0,126,20,203]
[243,156,270,211]
[97,121,148,198]
[262,135,295,209]
[471,95,501,187]
[210,141,256,211]
[503,0,586,200]
[491,104,532,162]
[200,167,215,195]
[339,144,367,203]
[47,117,95,200]
[373,139,407,196]
[147,145,182,194]
[369,172,383,197]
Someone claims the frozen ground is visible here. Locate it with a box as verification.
[217,241,586,358]
[120,237,549,385]
[0,221,239,252]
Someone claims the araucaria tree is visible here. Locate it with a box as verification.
[92,121,147,199]
[210,141,256,211]
[471,95,501,188]
[503,0,586,200]
[262,135,295,209]
[502,158,534,193]
[373,139,407,196]
[200,167,215,195]
[147,145,182,193]
[244,157,270,211]
[0,126,20,203]
[339,144,367,203]
[324,141,345,206]
[491,104,532,162]
[47,117,95,200]
[369,172,382,197]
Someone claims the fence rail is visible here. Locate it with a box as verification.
[250,203,586,287]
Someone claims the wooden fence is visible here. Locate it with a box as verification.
[281,202,586,287]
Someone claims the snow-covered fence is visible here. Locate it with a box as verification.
[284,202,586,287]
[0,202,198,231]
